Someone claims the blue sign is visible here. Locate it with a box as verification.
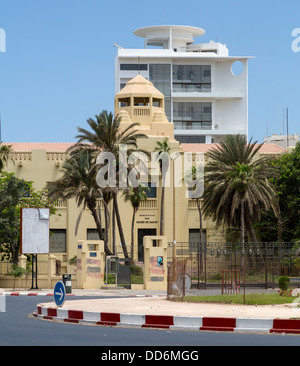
[54,281,66,307]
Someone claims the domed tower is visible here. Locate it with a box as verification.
[114,74,175,140]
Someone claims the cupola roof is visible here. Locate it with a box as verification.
[116,74,163,98]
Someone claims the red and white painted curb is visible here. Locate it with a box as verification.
[0,291,162,297]
[0,291,74,297]
[33,303,300,334]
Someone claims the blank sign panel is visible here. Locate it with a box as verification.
[21,208,50,254]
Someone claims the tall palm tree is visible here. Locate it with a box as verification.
[153,137,170,236]
[46,149,112,256]
[70,110,148,258]
[202,135,278,271]
[122,184,149,260]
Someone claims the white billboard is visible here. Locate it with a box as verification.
[20,208,50,254]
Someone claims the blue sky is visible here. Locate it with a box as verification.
[0,0,299,143]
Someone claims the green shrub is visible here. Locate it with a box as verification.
[278,276,290,291]
[6,264,26,290]
[130,265,143,276]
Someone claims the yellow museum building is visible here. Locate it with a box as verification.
[0,75,286,289]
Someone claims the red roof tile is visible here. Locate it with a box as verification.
[4,142,287,155]
[4,142,75,152]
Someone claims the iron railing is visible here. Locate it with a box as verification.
[167,242,300,289]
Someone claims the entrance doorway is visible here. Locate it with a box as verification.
[138,228,157,261]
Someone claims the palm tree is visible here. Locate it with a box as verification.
[46,149,113,256]
[122,184,149,260]
[0,143,12,171]
[153,137,170,236]
[70,110,148,258]
[202,135,278,272]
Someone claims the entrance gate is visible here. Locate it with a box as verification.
[138,228,156,262]
[168,242,300,289]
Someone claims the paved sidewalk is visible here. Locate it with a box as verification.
[3,286,300,319]
[38,292,300,319]
[4,287,300,332]
[27,287,300,334]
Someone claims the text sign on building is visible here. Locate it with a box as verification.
[20,208,50,254]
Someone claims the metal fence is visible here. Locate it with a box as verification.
[167,242,300,289]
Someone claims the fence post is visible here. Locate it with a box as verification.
[48,254,57,288]
[172,242,176,283]
[18,255,27,270]
[143,236,168,290]
[264,243,268,289]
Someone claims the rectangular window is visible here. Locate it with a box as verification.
[173,102,212,130]
[120,64,148,71]
[175,135,206,144]
[173,65,211,93]
[49,229,66,253]
[149,64,171,120]
[141,182,157,198]
[189,228,207,252]
[87,229,100,241]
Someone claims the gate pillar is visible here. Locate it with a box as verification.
[76,240,105,289]
[143,236,168,290]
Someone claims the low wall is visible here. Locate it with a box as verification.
[0,254,78,289]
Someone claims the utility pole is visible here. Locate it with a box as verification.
[286,108,289,148]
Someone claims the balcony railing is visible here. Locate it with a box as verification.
[139,199,157,209]
[173,83,211,93]
[54,199,67,208]
[133,108,151,117]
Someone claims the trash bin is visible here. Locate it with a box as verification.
[62,274,72,294]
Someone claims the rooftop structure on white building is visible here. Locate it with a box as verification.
[115,25,253,144]
[264,133,299,149]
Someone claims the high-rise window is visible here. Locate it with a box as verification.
[175,136,206,143]
[120,64,148,71]
[149,64,171,120]
[173,65,211,92]
[173,102,212,130]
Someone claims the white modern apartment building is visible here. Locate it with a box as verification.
[115,25,252,143]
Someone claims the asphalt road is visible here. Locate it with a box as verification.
[1,295,300,350]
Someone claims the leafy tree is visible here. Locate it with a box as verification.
[6,264,26,290]
[255,142,300,242]
[0,172,56,263]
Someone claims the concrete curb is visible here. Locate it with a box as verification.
[0,291,74,297]
[0,291,163,297]
[33,303,300,334]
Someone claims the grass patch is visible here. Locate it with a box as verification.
[176,293,297,306]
